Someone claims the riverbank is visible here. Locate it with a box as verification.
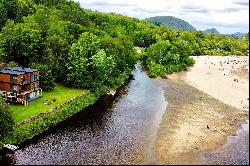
[152,55,249,164]
[1,71,131,152]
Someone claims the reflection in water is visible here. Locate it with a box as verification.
[0,153,16,165]
[8,64,167,165]
[202,121,249,165]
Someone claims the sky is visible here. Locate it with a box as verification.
[73,0,249,34]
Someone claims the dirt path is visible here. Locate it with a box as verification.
[152,55,249,164]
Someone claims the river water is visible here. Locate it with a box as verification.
[3,64,167,165]
[0,64,248,165]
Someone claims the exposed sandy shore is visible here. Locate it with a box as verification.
[152,55,249,164]
[169,55,249,110]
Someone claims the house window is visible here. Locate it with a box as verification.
[11,85,17,91]
[11,76,17,84]
[22,76,26,84]
[30,74,34,82]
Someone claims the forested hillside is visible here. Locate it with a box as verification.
[0,0,249,84]
[145,16,197,31]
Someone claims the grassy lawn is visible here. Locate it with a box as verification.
[9,84,86,124]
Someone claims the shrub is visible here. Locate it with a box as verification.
[0,96,14,144]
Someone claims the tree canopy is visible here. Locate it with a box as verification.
[0,0,248,87]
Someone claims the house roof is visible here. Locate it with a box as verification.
[0,69,25,75]
[11,67,38,73]
[0,67,38,75]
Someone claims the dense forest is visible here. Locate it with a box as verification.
[145,16,197,31]
[0,0,249,88]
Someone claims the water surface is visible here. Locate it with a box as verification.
[11,64,167,165]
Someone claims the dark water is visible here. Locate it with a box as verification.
[2,64,167,165]
[0,64,248,165]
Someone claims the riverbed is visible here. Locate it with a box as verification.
[0,62,248,165]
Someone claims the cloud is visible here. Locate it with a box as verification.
[132,7,167,14]
[84,1,136,7]
[181,5,210,13]
[74,0,249,34]
[233,0,249,6]
[222,7,244,12]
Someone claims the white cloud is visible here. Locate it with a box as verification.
[74,0,249,34]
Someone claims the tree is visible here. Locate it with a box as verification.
[144,40,195,77]
[2,0,18,21]
[31,63,55,91]
[0,21,44,66]
[66,32,101,88]
[91,49,116,86]
[16,0,36,22]
[0,1,7,30]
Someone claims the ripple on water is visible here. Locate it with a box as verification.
[12,64,167,165]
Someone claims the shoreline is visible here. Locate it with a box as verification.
[0,71,132,154]
[168,55,249,111]
[152,55,249,164]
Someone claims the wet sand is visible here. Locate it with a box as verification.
[153,55,249,164]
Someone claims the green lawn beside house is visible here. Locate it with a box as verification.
[9,84,86,124]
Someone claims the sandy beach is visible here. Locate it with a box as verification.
[169,55,249,110]
[152,55,249,164]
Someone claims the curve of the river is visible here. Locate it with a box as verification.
[10,64,167,165]
[0,64,248,165]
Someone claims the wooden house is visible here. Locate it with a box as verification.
[0,67,42,106]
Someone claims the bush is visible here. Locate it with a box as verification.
[12,92,98,144]
[0,96,14,144]
[144,40,196,77]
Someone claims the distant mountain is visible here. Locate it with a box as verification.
[204,28,220,34]
[229,32,247,38]
[144,16,197,31]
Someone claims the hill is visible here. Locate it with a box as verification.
[204,28,220,34]
[144,16,196,31]
[230,32,248,38]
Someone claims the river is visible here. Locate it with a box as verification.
[2,64,167,165]
[0,64,248,165]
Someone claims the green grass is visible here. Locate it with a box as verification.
[9,84,86,124]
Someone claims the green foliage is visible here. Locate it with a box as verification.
[12,92,98,144]
[0,96,14,143]
[0,20,43,66]
[66,32,100,88]
[31,63,55,91]
[144,40,195,77]
[0,0,248,85]
[7,68,130,145]
[9,84,85,123]
[66,32,136,89]
[91,49,116,86]
[133,25,157,47]
[0,140,3,150]
[0,0,248,147]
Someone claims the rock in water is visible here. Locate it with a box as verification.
[3,144,19,151]
[107,89,116,96]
